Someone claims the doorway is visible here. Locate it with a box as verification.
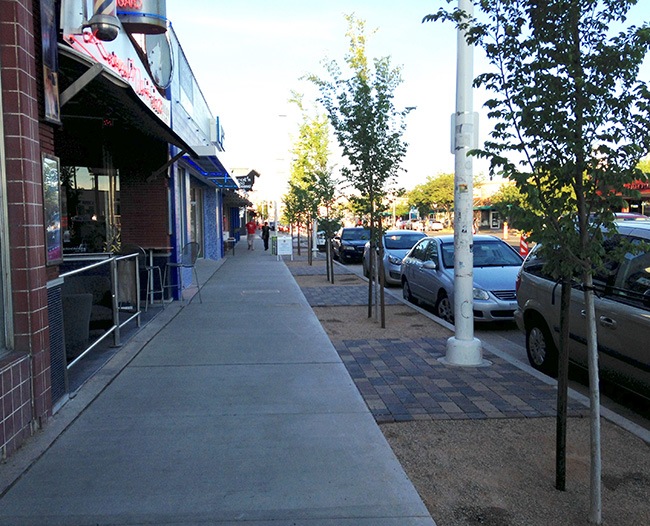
[189,184,203,251]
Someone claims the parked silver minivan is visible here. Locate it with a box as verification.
[514,221,650,399]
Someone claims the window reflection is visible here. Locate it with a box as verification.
[61,166,120,253]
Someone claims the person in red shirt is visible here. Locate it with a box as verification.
[245,217,257,250]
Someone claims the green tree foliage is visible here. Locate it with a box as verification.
[407,173,455,220]
[282,93,335,262]
[393,200,411,219]
[489,182,526,228]
[406,173,483,224]
[637,156,650,175]
[431,1,650,278]
[309,14,412,325]
[428,2,650,521]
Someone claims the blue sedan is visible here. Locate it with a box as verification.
[401,235,523,323]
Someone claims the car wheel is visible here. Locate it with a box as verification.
[402,279,417,304]
[526,316,558,376]
[435,292,454,323]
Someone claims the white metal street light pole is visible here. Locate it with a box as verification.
[443,0,484,366]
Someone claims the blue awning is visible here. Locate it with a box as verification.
[182,146,239,189]
[183,156,239,188]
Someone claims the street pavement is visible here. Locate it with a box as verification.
[0,238,435,525]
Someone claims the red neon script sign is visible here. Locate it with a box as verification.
[65,31,166,118]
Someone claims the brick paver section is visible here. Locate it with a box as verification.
[335,337,588,423]
[302,285,402,307]
[287,264,354,276]
[292,259,587,423]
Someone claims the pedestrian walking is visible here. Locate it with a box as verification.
[245,217,257,250]
[261,221,271,251]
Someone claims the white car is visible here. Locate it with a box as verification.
[316,231,326,252]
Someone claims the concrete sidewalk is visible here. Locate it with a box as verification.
[0,238,435,525]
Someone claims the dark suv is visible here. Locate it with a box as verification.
[515,221,650,399]
[331,227,371,263]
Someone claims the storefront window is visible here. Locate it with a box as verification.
[189,185,203,247]
[61,166,120,253]
[490,211,501,229]
[178,167,188,245]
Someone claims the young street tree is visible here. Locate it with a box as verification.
[309,14,411,326]
[283,94,334,265]
[313,169,342,283]
[428,1,650,523]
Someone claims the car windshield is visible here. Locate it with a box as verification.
[341,229,370,241]
[440,240,522,269]
[384,233,425,250]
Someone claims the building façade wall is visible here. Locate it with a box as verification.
[0,0,54,459]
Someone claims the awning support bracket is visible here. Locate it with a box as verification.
[147,149,187,182]
[59,63,104,107]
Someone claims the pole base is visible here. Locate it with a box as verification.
[440,336,491,367]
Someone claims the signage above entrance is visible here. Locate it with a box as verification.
[62,30,170,125]
[625,180,650,191]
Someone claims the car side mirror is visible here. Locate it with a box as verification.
[423,261,437,270]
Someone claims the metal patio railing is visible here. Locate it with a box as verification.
[60,251,142,370]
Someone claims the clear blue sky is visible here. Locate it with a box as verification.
[167,1,649,200]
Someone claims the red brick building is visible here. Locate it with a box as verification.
[1,0,54,459]
[0,0,240,460]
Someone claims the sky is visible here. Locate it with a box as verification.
[166,1,650,201]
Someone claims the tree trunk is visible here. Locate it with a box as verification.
[583,274,602,524]
[327,234,334,284]
[296,223,301,256]
[568,3,601,520]
[307,221,312,266]
[326,236,332,281]
[368,196,375,319]
[556,278,572,491]
[378,214,385,328]
[372,250,379,321]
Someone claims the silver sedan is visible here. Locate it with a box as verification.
[362,230,426,286]
[401,235,523,323]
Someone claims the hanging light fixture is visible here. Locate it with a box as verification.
[87,0,120,41]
